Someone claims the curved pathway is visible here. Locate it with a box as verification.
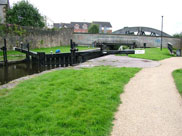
[111,57,182,136]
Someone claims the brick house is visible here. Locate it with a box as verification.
[92,21,112,33]
[53,23,73,29]
[53,21,112,33]
[70,22,91,33]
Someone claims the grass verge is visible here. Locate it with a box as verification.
[128,48,174,61]
[0,66,140,136]
[0,51,25,61]
[172,69,182,94]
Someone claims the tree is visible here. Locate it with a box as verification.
[173,33,182,38]
[88,24,99,34]
[6,0,45,28]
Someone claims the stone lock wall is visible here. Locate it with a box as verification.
[0,27,73,49]
[0,27,182,50]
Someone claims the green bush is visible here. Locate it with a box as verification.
[88,24,99,34]
[0,24,26,36]
[6,0,45,28]
[173,33,182,38]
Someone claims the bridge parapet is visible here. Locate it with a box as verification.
[73,33,181,49]
[113,27,171,37]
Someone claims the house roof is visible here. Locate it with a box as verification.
[53,23,73,28]
[92,21,112,28]
[54,21,112,29]
[71,22,91,27]
[62,23,73,28]
[53,23,62,28]
[0,0,8,5]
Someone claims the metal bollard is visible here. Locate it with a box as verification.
[176,49,181,56]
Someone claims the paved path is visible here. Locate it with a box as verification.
[76,55,160,68]
[111,57,182,136]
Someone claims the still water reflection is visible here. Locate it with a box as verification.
[0,62,53,85]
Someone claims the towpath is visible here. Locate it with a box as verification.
[111,57,182,136]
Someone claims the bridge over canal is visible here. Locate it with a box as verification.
[113,27,171,37]
[73,33,181,49]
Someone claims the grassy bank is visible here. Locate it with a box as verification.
[0,66,140,136]
[128,48,174,61]
[0,50,25,61]
[172,69,182,94]
[0,46,95,61]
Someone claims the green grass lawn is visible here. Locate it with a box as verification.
[128,48,174,61]
[172,69,182,94]
[0,66,140,136]
[0,46,95,61]
[0,51,25,61]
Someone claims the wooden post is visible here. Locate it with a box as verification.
[37,52,45,66]
[3,39,8,65]
[60,56,64,67]
[70,39,78,65]
[70,39,74,65]
[20,42,23,50]
[65,55,68,67]
[3,64,8,84]
[46,57,50,66]
[56,56,59,67]
[26,43,30,61]
[52,54,56,67]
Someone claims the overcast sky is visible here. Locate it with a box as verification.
[9,0,182,35]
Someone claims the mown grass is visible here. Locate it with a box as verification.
[0,50,24,56]
[0,46,95,61]
[172,69,182,94]
[0,66,140,136]
[128,48,174,61]
[0,51,25,61]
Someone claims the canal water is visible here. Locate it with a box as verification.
[0,62,52,85]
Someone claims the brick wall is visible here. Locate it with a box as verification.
[74,29,88,33]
